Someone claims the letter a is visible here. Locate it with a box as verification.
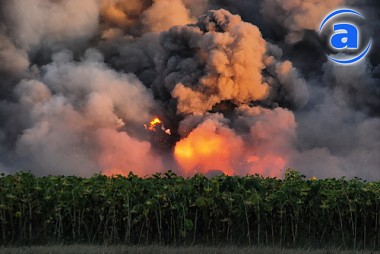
[330,23,358,49]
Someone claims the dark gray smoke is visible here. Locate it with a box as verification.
[0,0,379,179]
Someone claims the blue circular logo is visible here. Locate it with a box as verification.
[319,8,372,65]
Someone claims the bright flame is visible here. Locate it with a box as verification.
[151,118,161,125]
[145,117,162,132]
[174,117,289,178]
[174,120,243,176]
[145,117,171,135]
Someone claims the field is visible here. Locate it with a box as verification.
[0,245,378,254]
[0,170,379,251]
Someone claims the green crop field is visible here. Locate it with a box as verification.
[0,170,379,251]
[0,245,378,254]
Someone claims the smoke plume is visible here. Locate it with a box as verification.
[260,0,345,43]
[0,0,378,180]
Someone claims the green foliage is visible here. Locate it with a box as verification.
[0,171,379,250]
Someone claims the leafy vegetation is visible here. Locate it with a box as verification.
[0,245,376,254]
[0,170,379,250]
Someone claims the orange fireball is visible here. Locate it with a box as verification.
[145,117,162,132]
[145,117,171,135]
[174,120,244,176]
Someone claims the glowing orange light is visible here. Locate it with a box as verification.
[151,117,162,125]
[102,168,125,177]
[145,117,171,135]
[247,154,286,178]
[145,117,162,132]
[174,121,242,176]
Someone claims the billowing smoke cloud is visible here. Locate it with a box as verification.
[3,0,99,51]
[99,0,197,36]
[174,105,296,178]
[2,49,162,176]
[0,0,378,180]
[260,0,345,43]
[141,0,194,32]
[156,9,269,115]
[0,34,29,74]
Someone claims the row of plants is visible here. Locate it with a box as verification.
[0,170,379,249]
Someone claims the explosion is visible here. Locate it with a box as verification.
[174,119,244,176]
[145,117,171,135]
[145,117,162,131]
[0,0,379,180]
